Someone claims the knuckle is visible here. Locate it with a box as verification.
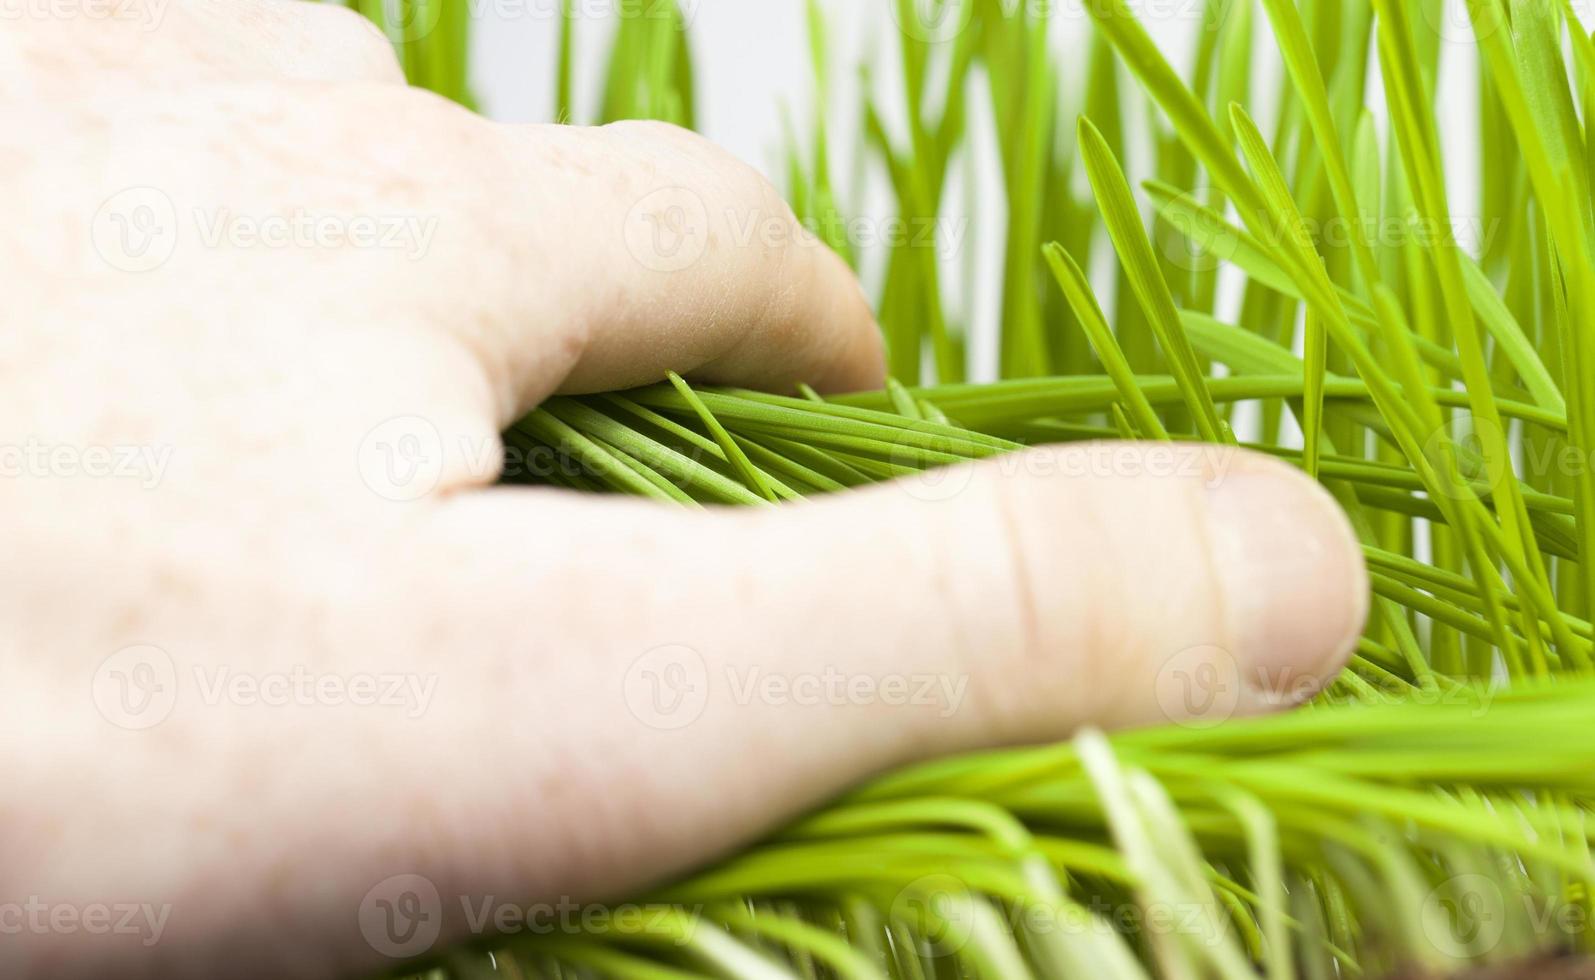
[325,83,486,160]
[985,448,1213,721]
[282,2,406,82]
[599,118,698,149]
[298,2,393,51]
[603,119,787,218]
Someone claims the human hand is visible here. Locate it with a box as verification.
[1,4,1367,976]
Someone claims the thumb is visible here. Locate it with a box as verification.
[14,441,1369,978]
[373,442,1367,912]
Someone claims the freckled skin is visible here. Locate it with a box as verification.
[0,5,1365,979]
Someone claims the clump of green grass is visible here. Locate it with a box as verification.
[372,1,1595,976]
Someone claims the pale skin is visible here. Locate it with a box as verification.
[0,4,1368,976]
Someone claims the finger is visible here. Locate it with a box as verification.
[447,119,885,420]
[324,443,1363,969]
[22,444,1364,977]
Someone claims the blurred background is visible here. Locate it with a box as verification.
[408,1,1589,385]
[339,0,1595,395]
[464,3,1268,382]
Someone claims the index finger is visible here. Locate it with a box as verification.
[460,118,886,418]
